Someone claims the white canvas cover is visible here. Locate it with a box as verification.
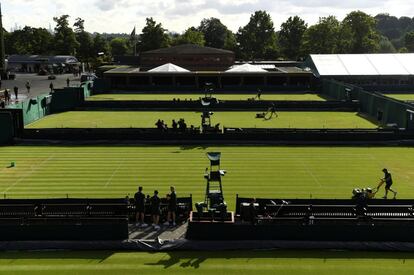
[226,63,267,72]
[310,54,414,76]
[148,63,190,72]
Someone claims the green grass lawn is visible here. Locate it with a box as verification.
[1,250,414,275]
[384,94,414,101]
[26,111,376,129]
[1,146,413,209]
[87,93,326,101]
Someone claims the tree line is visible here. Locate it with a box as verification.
[5,11,414,66]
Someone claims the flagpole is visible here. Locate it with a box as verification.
[133,25,137,56]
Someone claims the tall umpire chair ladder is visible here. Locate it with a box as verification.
[204,152,225,209]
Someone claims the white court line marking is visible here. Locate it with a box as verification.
[105,159,125,187]
[3,155,54,194]
[300,160,322,188]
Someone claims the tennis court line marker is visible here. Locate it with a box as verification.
[104,158,125,187]
[3,155,54,194]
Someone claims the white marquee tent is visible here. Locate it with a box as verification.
[226,63,267,73]
[148,63,190,72]
[307,54,414,77]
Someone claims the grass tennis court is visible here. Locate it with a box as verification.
[384,94,414,101]
[27,111,377,129]
[87,93,326,101]
[1,146,414,209]
[1,250,414,275]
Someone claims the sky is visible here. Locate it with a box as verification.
[2,0,414,34]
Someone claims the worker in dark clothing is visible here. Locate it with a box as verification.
[25,81,31,94]
[165,186,177,226]
[375,168,397,199]
[49,82,54,93]
[13,86,18,100]
[66,78,70,87]
[172,119,178,131]
[150,190,161,230]
[134,186,148,228]
[4,89,9,105]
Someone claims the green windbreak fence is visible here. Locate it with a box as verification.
[321,79,352,101]
[8,94,51,126]
[7,81,93,126]
[0,112,14,144]
[322,79,414,129]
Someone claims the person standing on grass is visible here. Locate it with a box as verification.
[375,168,397,199]
[164,186,177,226]
[150,190,161,230]
[25,81,31,94]
[13,86,18,100]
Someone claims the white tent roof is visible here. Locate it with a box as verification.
[309,54,414,76]
[148,63,190,72]
[226,63,267,72]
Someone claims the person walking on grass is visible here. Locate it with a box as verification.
[134,186,148,228]
[375,168,397,199]
[164,186,177,227]
[150,190,161,230]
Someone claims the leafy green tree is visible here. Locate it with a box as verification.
[236,11,278,60]
[301,16,340,55]
[378,36,396,53]
[341,11,380,53]
[90,33,110,67]
[5,27,53,55]
[405,31,414,52]
[279,16,307,60]
[139,17,170,52]
[223,31,237,51]
[198,18,235,50]
[399,47,409,53]
[110,37,130,56]
[92,33,109,56]
[53,15,79,55]
[173,27,205,46]
[73,18,93,62]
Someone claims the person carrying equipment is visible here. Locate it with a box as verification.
[256,103,278,120]
[375,168,397,199]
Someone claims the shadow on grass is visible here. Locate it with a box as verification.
[179,145,210,150]
[0,250,113,262]
[146,249,414,269]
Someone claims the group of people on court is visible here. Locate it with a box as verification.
[134,186,177,230]
[155,119,188,132]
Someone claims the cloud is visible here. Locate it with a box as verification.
[94,0,117,11]
[2,0,414,34]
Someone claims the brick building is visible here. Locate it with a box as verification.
[139,44,235,71]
